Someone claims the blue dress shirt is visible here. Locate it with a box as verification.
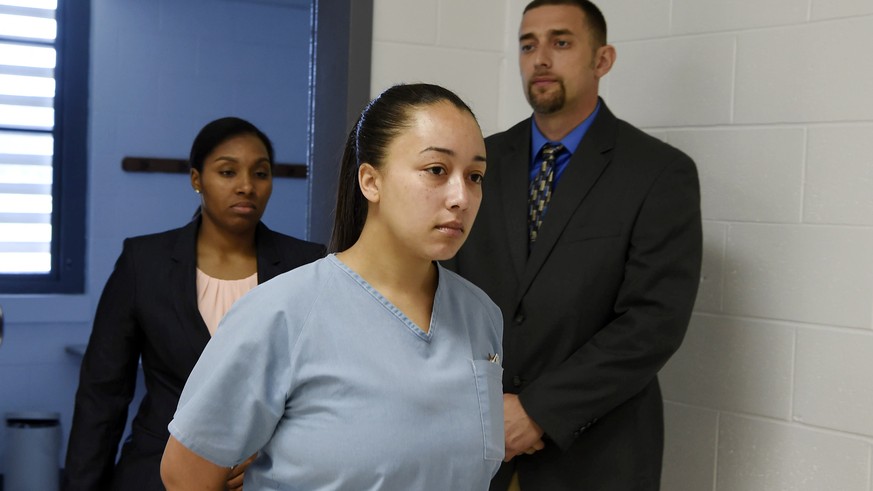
[529,100,602,190]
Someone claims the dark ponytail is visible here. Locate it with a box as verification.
[328,83,477,253]
[329,122,367,253]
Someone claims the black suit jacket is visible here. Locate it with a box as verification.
[64,219,325,491]
[449,101,702,490]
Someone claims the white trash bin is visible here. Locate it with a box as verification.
[5,412,61,491]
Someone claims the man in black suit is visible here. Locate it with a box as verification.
[448,1,702,489]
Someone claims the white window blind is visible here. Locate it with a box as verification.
[0,0,57,274]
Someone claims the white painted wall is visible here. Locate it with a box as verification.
[371,1,873,489]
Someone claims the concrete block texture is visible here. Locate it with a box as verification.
[672,0,808,34]
[717,414,870,491]
[438,0,506,52]
[493,0,527,133]
[374,0,508,51]
[661,403,718,491]
[811,0,873,20]
[373,0,438,45]
[608,35,735,127]
[695,221,727,313]
[597,0,671,42]
[794,327,873,437]
[370,42,502,135]
[661,315,794,419]
[666,127,804,223]
[735,17,873,123]
[723,223,873,328]
[495,53,531,135]
[368,1,873,490]
[805,124,873,226]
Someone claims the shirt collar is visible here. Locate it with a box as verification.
[530,99,601,161]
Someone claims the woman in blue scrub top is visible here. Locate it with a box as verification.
[161,83,505,490]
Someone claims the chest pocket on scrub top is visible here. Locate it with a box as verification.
[471,359,504,461]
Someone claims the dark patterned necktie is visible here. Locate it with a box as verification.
[528,143,563,244]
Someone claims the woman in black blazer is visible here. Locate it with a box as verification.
[63,117,325,491]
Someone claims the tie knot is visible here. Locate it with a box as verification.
[542,143,564,159]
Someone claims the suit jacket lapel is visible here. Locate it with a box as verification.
[518,102,619,300]
[255,222,285,283]
[170,219,211,356]
[495,120,533,281]
[171,221,285,357]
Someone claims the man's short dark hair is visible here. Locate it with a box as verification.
[523,0,607,47]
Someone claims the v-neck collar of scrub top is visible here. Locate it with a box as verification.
[327,254,441,342]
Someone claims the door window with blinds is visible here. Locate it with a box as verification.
[0,0,88,293]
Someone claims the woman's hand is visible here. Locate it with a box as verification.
[226,453,257,490]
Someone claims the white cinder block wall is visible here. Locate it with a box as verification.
[370,1,873,489]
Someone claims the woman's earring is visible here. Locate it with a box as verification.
[194,189,201,194]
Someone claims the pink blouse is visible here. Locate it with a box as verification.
[196,269,258,336]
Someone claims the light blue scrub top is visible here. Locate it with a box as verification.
[169,255,504,490]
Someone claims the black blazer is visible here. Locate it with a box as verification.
[64,219,325,491]
[449,101,702,490]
